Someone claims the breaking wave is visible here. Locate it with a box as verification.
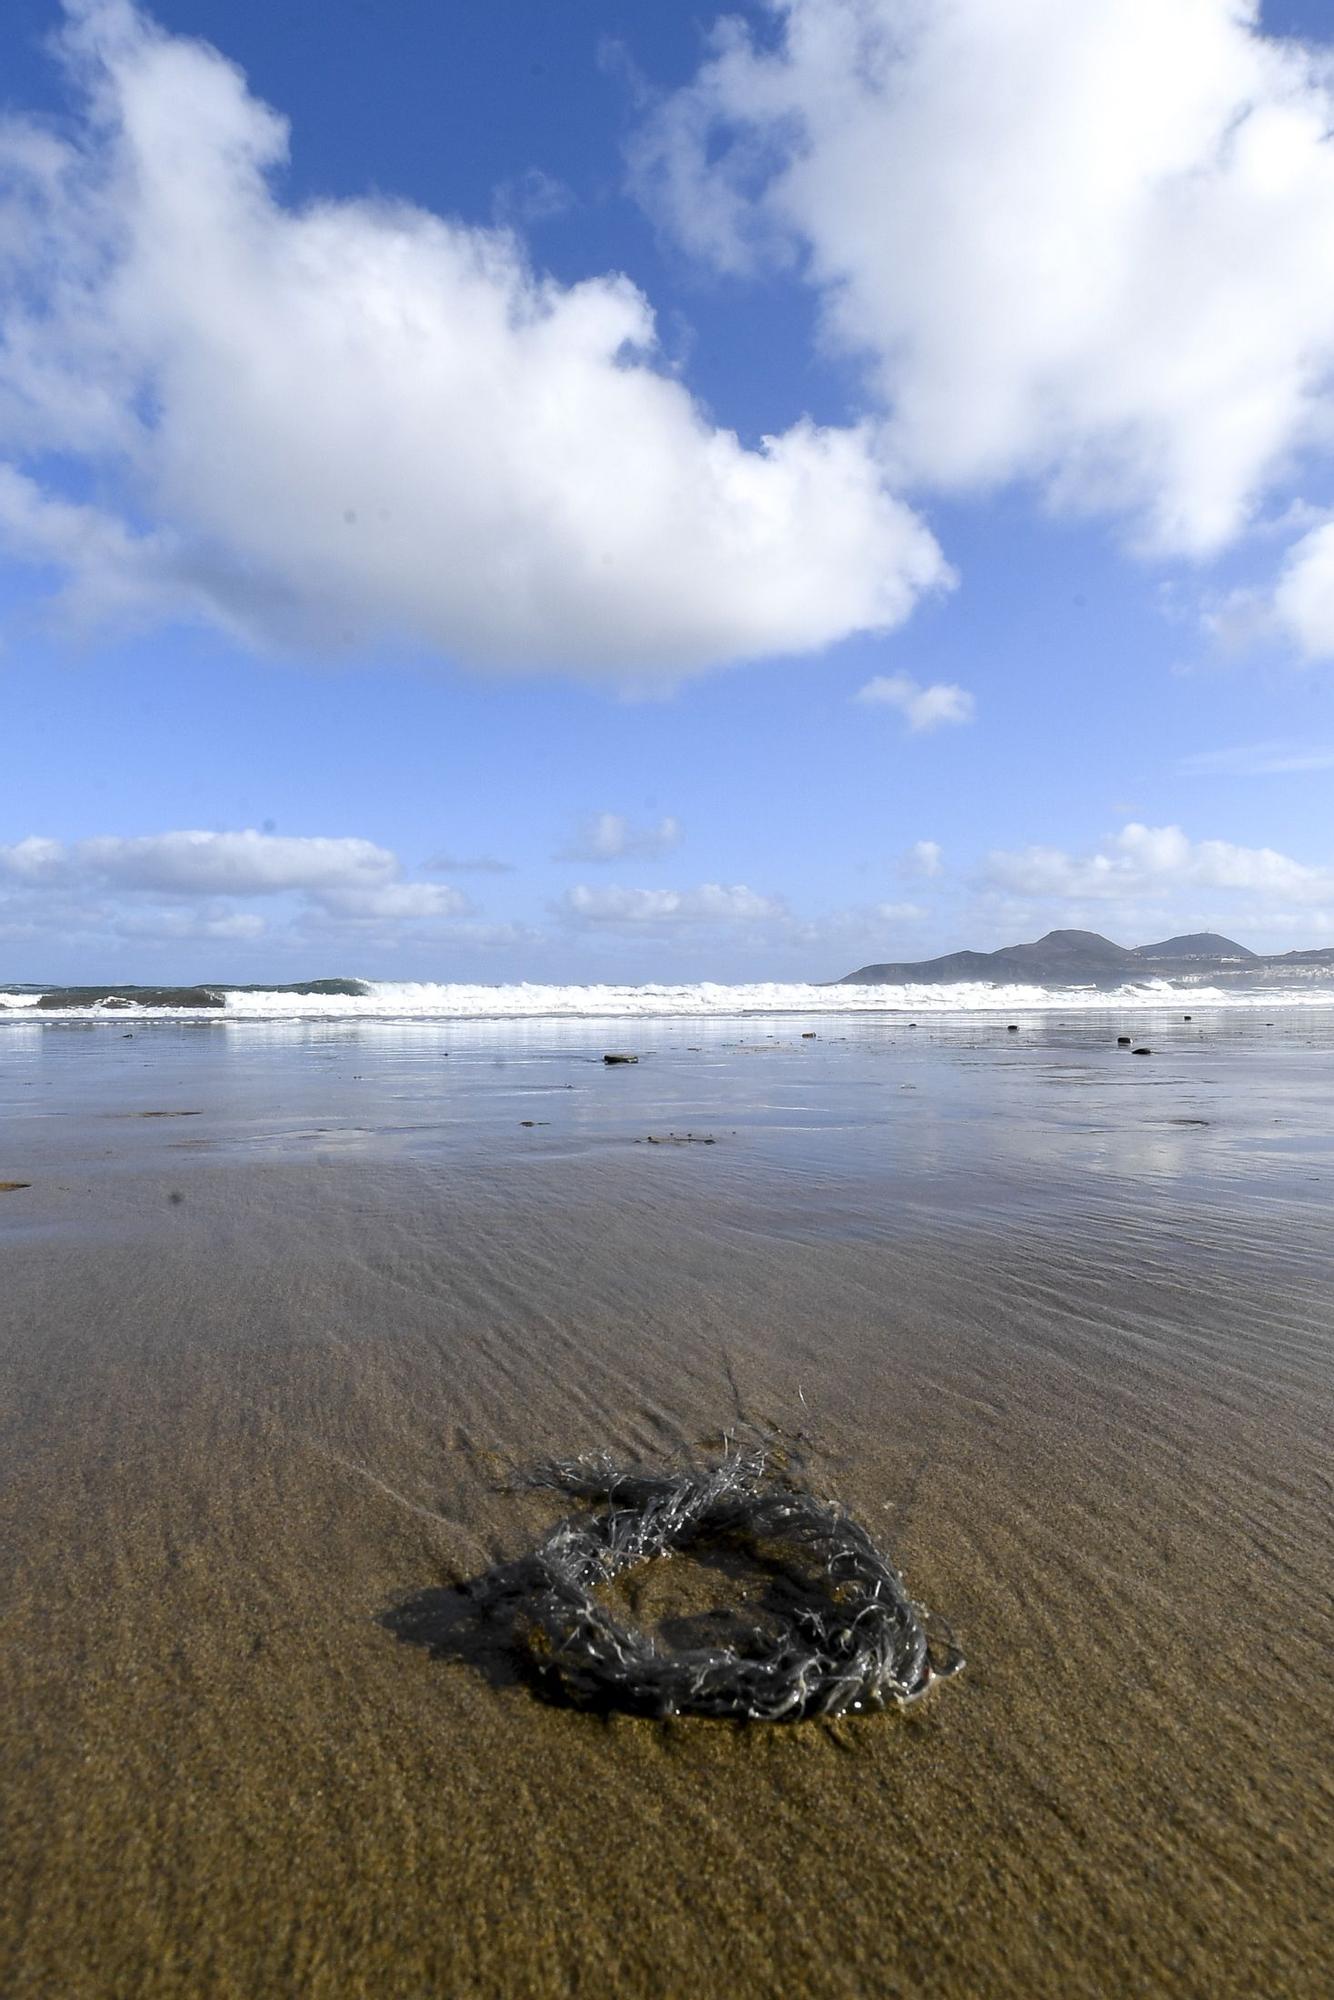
[4,972,1334,1022]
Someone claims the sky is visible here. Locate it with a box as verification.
[3,0,1334,984]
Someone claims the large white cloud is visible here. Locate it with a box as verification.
[0,0,946,680]
[635,0,1334,558]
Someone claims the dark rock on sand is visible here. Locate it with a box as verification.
[1117,1036,1132,1046]
[603,1054,639,1065]
[1133,1047,1152,1056]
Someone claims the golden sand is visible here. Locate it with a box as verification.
[3,1134,1330,1998]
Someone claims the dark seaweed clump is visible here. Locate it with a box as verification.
[513,1452,963,1721]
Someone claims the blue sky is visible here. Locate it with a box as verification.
[4,0,1334,983]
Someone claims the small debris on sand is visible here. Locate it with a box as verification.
[0,1180,31,1192]
[641,1132,716,1146]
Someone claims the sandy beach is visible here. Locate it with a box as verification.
[2,1012,1331,1997]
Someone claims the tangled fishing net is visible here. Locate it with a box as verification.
[508,1450,963,1722]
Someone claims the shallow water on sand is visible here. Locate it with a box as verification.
[2,1012,1332,1996]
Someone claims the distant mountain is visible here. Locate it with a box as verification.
[837,927,1328,986]
[1265,946,1334,967]
[1135,933,1255,961]
[834,929,1130,986]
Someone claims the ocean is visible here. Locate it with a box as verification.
[6,969,1334,1022]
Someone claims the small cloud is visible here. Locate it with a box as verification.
[1200,585,1278,654]
[1179,742,1334,778]
[901,839,943,878]
[856,675,975,732]
[1272,521,1334,660]
[422,852,515,874]
[556,812,682,862]
[597,36,652,110]
[983,822,1334,905]
[559,882,780,928]
[492,168,573,228]
[112,906,268,943]
[201,911,266,940]
[0,835,65,880]
[315,882,469,922]
[1247,497,1334,542]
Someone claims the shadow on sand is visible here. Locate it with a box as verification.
[380,1558,539,1696]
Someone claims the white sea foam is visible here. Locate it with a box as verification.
[4,975,1334,1023]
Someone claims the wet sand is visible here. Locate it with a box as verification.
[2,1014,1332,1996]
